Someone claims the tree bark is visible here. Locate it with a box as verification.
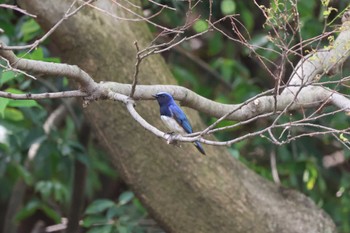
[18,1,337,233]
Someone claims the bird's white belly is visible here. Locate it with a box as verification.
[161,115,186,134]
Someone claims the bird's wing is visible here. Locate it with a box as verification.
[169,104,193,134]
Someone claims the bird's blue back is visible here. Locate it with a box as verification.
[154,92,206,155]
[156,93,193,134]
[168,104,193,134]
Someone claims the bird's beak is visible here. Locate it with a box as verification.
[152,94,157,98]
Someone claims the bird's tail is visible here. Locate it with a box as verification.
[194,141,206,155]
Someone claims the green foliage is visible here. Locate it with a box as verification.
[1,12,149,233]
[20,18,42,42]
[82,192,146,233]
[16,199,61,223]
[85,199,116,215]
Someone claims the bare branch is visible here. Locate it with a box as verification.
[0,4,37,18]
[0,45,97,92]
[148,0,176,11]
[0,90,86,99]
[130,41,141,98]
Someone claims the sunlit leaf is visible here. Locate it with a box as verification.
[221,0,236,15]
[340,133,348,142]
[17,47,45,61]
[4,108,24,121]
[4,88,40,108]
[20,18,41,42]
[0,98,10,118]
[1,71,16,85]
[8,99,40,108]
[193,19,208,33]
[303,163,318,190]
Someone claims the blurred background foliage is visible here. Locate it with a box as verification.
[0,0,350,233]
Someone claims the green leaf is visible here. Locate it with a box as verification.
[132,198,146,214]
[85,199,116,215]
[4,88,25,94]
[52,181,69,203]
[28,47,44,61]
[15,164,33,185]
[240,4,254,32]
[4,108,24,121]
[35,181,53,200]
[41,204,61,223]
[106,205,123,219]
[4,88,40,108]
[303,162,318,190]
[193,19,208,33]
[15,199,40,221]
[17,47,44,61]
[118,191,134,205]
[21,18,41,42]
[1,71,16,85]
[298,1,315,20]
[221,0,236,15]
[0,98,10,118]
[8,99,40,108]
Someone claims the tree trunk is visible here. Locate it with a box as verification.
[18,1,336,232]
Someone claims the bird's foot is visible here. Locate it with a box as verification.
[165,132,179,146]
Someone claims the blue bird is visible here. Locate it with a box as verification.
[153,92,206,155]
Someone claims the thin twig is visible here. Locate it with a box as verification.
[0,4,37,17]
[130,41,141,98]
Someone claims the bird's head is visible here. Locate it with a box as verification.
[152,92,175,105]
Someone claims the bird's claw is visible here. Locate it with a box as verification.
[165,132,178,145]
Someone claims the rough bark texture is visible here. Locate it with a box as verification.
[18,1,336,233]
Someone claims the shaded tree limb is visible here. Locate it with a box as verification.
[1,45,349,121]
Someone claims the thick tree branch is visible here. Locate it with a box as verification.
[1,42,350,121]
[287,12,350,87]
[0,44,97,92]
